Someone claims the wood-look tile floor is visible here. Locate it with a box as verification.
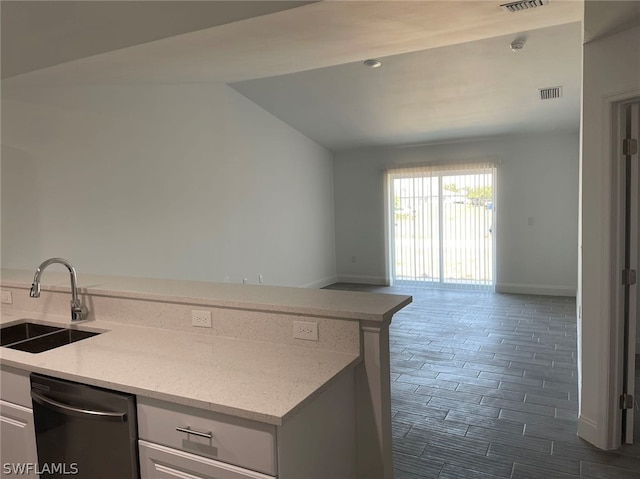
[325,283,640,479]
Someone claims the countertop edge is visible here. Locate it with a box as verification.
[1,274,412,323]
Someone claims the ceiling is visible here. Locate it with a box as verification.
[583,0,640,42]
[1,1,589,152]
[232,21,582,151]
[0,1,315,79]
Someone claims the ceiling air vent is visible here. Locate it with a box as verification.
[539,86,562,100]
[500,0,549,13]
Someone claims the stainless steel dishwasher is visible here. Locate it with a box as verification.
[30,373,139,479]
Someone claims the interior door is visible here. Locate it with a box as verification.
[622,101,639,444]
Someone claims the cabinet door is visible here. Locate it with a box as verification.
[139,441,275,479]
[0,400,38,479]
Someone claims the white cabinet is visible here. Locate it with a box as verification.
[139,441,274,479]
[0,401,37,476]
[137,397,277,479]
[138,368,357,479]
[0,367,37,479]
[0,362,357,479]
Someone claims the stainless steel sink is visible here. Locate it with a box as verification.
[1,321,100,353]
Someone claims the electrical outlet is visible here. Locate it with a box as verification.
[191,310,212,328]
[293,321,319,341]
[1,290,12,304]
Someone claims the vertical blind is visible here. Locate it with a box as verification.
[388,161,496,289]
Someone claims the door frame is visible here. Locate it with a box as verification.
[610,97,640,445]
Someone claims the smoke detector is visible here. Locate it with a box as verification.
[501,0,549,13]
[539,86,563,100]
[510,40,526,52]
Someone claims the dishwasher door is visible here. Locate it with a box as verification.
[30,374,139,479]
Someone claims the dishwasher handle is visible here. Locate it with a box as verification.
[31,390,128,422]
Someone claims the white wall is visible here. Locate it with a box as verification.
[333,131,579,295]
[1,82,336,288]
[578,19,640,448]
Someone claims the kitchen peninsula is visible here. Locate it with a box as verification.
[0,269,411,479]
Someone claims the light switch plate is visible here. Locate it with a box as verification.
[1,290,12,304]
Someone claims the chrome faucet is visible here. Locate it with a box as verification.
[30,257,88,322]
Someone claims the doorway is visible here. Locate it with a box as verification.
[388,162,496,289]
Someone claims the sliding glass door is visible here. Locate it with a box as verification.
[389,162,496,289]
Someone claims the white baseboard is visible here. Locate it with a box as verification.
[577,414,599,447]
[495,283,576,297]
[302,275,338,289]
[336,275,389,286]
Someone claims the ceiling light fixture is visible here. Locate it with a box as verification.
[363,59,382,68]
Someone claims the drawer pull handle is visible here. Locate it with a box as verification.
[176,426,213,439]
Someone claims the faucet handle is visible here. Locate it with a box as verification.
[30,282,41,298]
[71,300,88,322]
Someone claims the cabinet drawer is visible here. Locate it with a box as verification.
[0,366,31,407]
[137,398,277,476]
[139,441,275,479]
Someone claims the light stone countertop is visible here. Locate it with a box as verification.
[1,270,412,426]
[1,269,411,322]
[0,311,360,426]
